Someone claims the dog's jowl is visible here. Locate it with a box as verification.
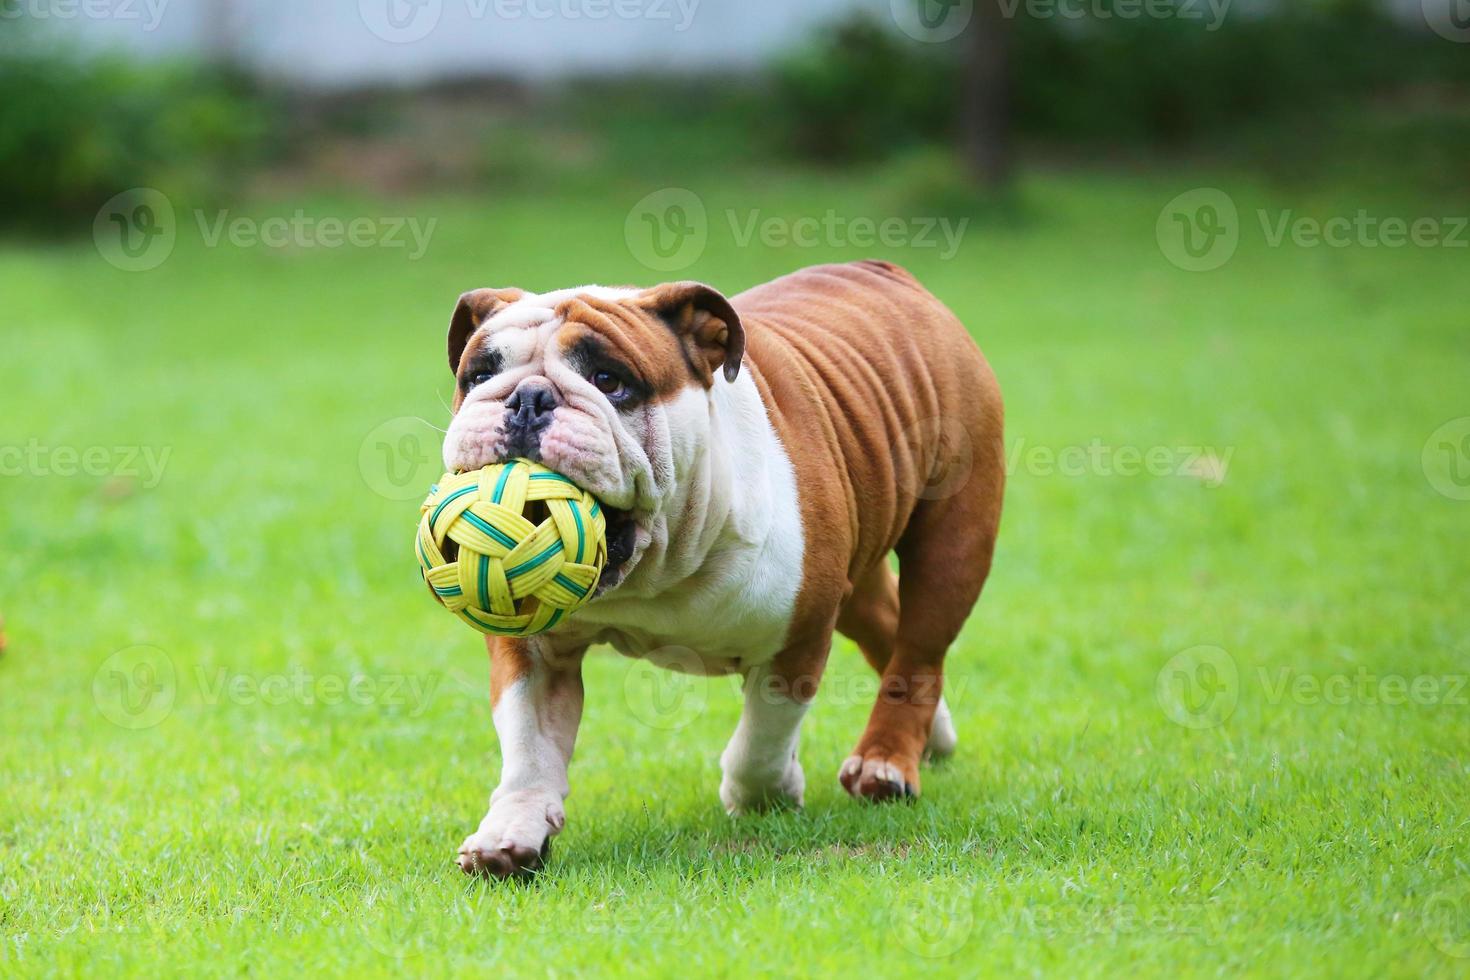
[440,261,1005,878]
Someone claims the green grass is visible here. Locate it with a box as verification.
[2,160,1468,978]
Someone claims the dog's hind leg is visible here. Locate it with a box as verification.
[836,562,900,674]
[837,562,958,764]
[839,436,1003,802]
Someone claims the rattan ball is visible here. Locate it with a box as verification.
[416,459,607,636]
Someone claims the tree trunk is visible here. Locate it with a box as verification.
[961,0,1014,189]
[202,0,240,67]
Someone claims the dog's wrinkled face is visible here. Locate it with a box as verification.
[441,281,744,593]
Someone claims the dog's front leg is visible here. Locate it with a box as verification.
[719,654,820,814]
[458,637,585,879]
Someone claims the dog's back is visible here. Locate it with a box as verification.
[735,260,1004,581]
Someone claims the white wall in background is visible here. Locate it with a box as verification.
[33,0,888,87]
[26,0,1447,88]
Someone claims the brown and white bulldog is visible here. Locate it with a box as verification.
[440,260,1004,878]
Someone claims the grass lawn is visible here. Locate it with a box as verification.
[1,162,1467,977]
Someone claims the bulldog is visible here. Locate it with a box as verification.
[441,260,1004,878]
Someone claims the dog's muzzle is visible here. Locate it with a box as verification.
[502,380,558,461]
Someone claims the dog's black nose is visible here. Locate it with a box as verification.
[503,383,559,463]
[506,382,559,429]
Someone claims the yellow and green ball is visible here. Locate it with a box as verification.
[416,459,607,636]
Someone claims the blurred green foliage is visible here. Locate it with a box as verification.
[0,34,275,229]
[772,16,958,163]
[773,0,1470,159]
[478,78,777,189]
[3,0,1468,231]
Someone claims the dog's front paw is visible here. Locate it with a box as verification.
[457,790,564,880]
[720,752,804,815]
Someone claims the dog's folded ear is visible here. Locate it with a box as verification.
[448,288,525,372]
[638,281,746,384]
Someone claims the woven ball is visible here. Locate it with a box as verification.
[416,459,607,636]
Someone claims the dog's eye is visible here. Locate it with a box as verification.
[461,350,503,390]
[591,370,624,397]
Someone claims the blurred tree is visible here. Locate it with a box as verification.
[771,15,959,163]
[202,0,243,67]
[0,22,274,229]
[961,0,1013,188]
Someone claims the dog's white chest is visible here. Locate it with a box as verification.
[567,374,805,672]
[571,498,806,672]
[581,551,801,675]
